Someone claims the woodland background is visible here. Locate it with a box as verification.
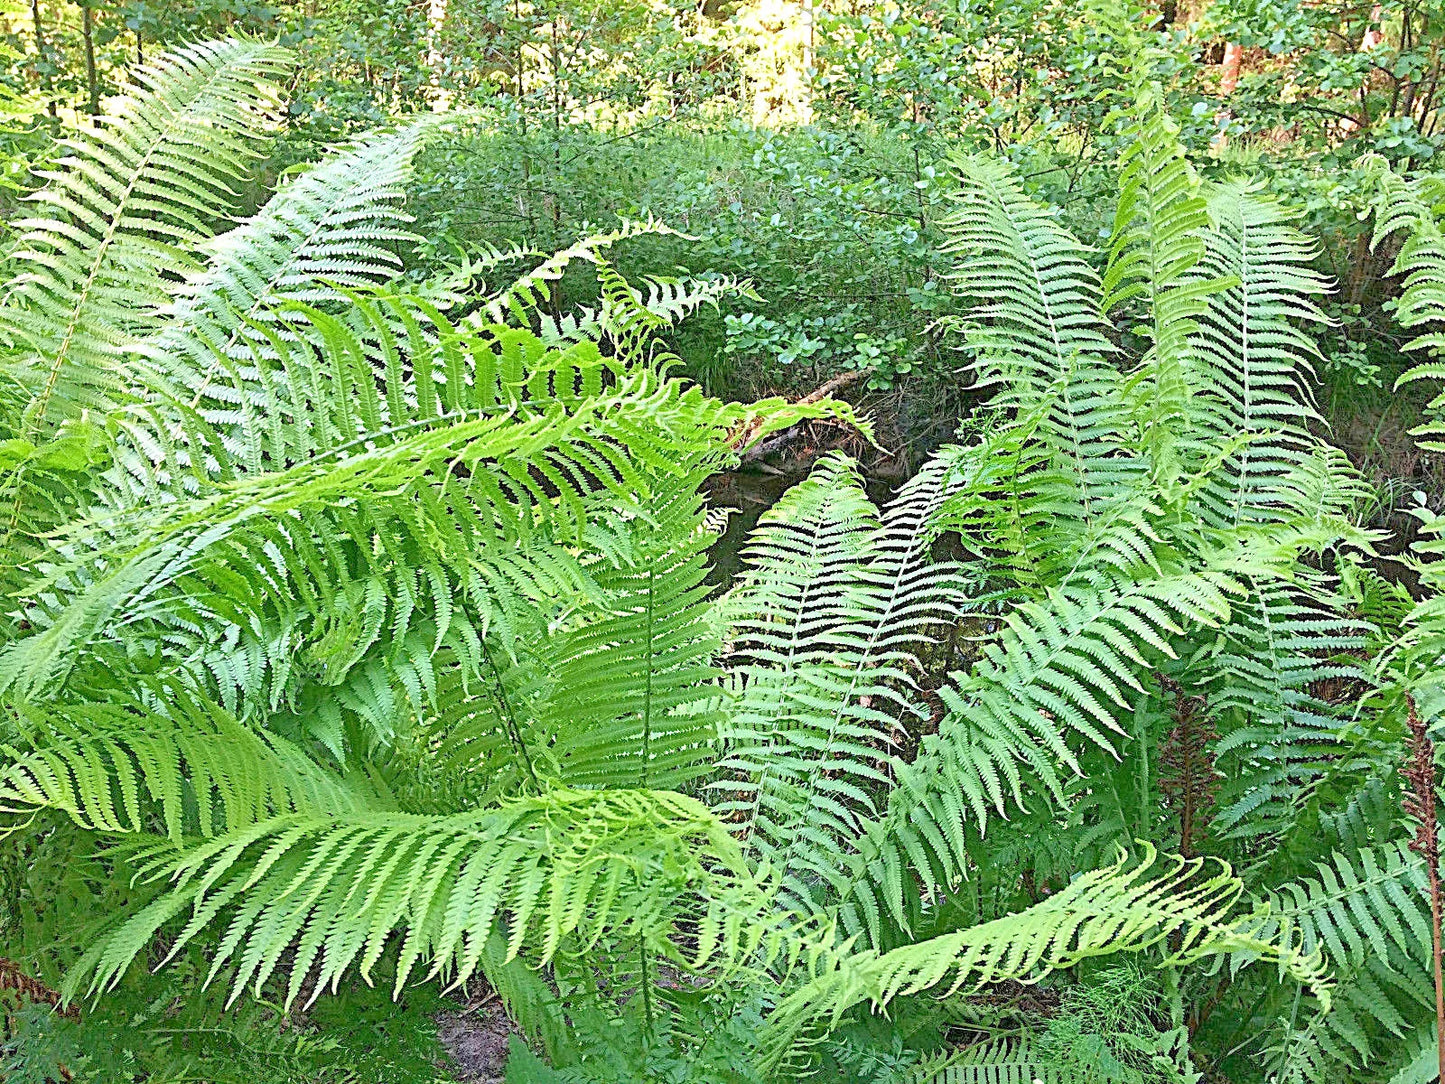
[0,0,1444,1082]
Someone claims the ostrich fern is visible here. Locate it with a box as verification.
[0,30,1436,1084]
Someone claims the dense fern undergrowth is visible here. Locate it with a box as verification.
[3,19,1445,1084]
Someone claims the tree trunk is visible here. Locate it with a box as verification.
[425,0,447,96]
[82,4,99,117]
[801,0,814,120]
[29,0,57,128]
[1220,42,1243,96]
[1362,4,1385,50]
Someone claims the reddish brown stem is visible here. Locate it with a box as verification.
[1401,693,1445,1081]
[1157,672,1218,859]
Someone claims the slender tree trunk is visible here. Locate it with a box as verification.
[801,0,814,121]
[29,0,57,128]
[82,4,99,117]
[548,9,562,313]
[425,0,447,97]
[550,13,560,143]
[514,0,525,101]
[1362,4,1385,50]
[1335,6,1387,134]
[1220,43,1243,95]
[1402,694,1445,1084]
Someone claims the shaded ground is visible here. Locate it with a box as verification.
[437,999,520,1083]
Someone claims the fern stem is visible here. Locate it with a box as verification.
[1403,692,1445,1083]
[482,638,538,790]
[639,937,654,1036]
[641,564,654,788]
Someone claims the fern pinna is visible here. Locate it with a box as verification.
[0,26,1440,1084]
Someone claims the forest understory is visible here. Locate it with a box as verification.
[4,0,1445,1082]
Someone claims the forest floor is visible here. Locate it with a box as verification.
[436,1000,519,1083]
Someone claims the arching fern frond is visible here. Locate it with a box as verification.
[0,39,293,431]
[535,264,758,354]
[146,121,435,437]
[0,694,377,840]
[714,452,968,919]
[1103,88,1227,471]
[63,788,774,1012]
[761,844,1328,1072]
[477,215,687,327]
[1191,183,1346,528]
[0,363,714,708]
[942,153,1121,446]
[1239,844,1433,1082]
[1366,157,1445,449]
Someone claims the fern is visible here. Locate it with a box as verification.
[1366,158,1445,449]
[0,40,293,583]
[761,845,1327,1072]
[714,452,966,917]
[62,788,776,1012]
[146,121,435,445]
[0,39,292,432]
[0,30,1424,1082]
[902,1038,1079,1084]
[1103,85,1225,476]
[533,482,724,791]
[1239,845,1435,1082]
[942,154,1129,530]
[0,693,377,840]
[1191,183,1353,528]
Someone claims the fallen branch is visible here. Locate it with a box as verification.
[738,369,867,466]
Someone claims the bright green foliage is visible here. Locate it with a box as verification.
[1363,158,1445,741]
[1,24,1443,1084]
[1240,845,1433,1077]
[0,694,378,838]
[907,74,1428,1084]
[762,846,1325,1068]
[0,39,295,585]
[1,39,293,433]
[1364,166,1445,430]
[150,121,435,438]
[716,451,968,924]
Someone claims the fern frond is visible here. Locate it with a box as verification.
[0,694,376,840]
[143,121,434,447]
[903,1038,1062,1084]
[0,39,292,431]
[539,266,758,355]
[1239,844,1434,1079]
[1191,183,1347,527]
[477,215,687,327]
[0,373,717,712]
[762,844,1327,1071]
[535,483,725,791]
[1103,87,1228,471]
[943,153,1122,445]
[714,453,966,915]
[1366,157,1445,449]
[64,788,772,1012]
[1210,577,1371,842]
